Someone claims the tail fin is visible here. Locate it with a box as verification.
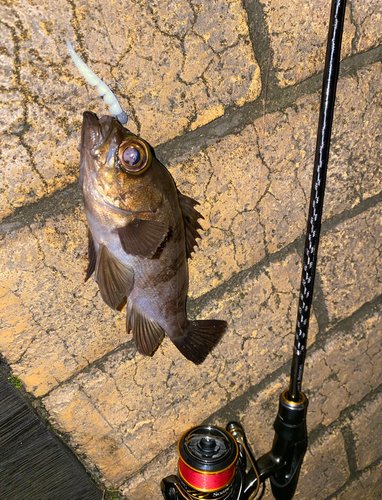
[171,320,227,364]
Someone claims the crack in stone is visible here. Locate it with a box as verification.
[2,17,49,190]
[30,225,66,279]
[0,283,39,365]
[79,386,138,461]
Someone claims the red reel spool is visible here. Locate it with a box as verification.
[177,425,239,499]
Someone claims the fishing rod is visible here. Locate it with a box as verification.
[161,0,347,498]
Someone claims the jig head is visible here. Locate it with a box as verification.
[66,40,128,124]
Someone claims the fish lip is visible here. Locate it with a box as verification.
[80,112,119,184]
[81,111,116,150]
[80,112,109,190]
[82,111,100,144]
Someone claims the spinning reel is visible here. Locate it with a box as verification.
[161,0,346,498]
[161,390,308,500]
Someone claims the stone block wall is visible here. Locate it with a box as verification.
[1,1,381,499]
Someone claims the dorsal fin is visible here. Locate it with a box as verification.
[96,244,134,309]
[177,191,204,259]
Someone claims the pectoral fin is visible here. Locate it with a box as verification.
[97,244,134,309]
[178,191,204,259]
[117,219,169,257]
[127,301,165,356]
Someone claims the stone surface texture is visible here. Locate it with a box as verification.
[1,1,382,499]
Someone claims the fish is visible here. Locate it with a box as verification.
[80,111,227,364]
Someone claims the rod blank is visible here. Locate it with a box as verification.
[288,0,347,402]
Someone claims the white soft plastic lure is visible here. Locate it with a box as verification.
[66,40,128,124]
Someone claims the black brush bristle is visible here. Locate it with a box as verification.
[0,373,103,500]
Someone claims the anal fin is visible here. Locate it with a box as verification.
[127,301,165,356]
[171,320,227,364]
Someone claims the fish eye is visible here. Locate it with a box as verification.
[123,147,140,166]
[118,137,152,174]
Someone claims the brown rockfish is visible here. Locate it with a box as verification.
[80,112,227,364]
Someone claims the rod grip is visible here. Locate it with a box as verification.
[270,390,308,500]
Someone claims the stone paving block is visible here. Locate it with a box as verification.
[43,380,137,487]
[258,0,355,87]
[172,104,317,294]
[349,390,382,470]
[324,62,382,219]
[256,62,382,223]
[258,0,382,88]
[202,252,318,387]
[293,429,349,500]
[171,62,382,296]
[304,306,382,428]
[171,127,269,296]
[0,135,50,221]
[0,211,127,396]
[319,204,382,323]
[332,461,382,500]
[0,0,82,220]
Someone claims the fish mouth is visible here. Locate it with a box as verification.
[81,111,117,151]
[79,111,127,188]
